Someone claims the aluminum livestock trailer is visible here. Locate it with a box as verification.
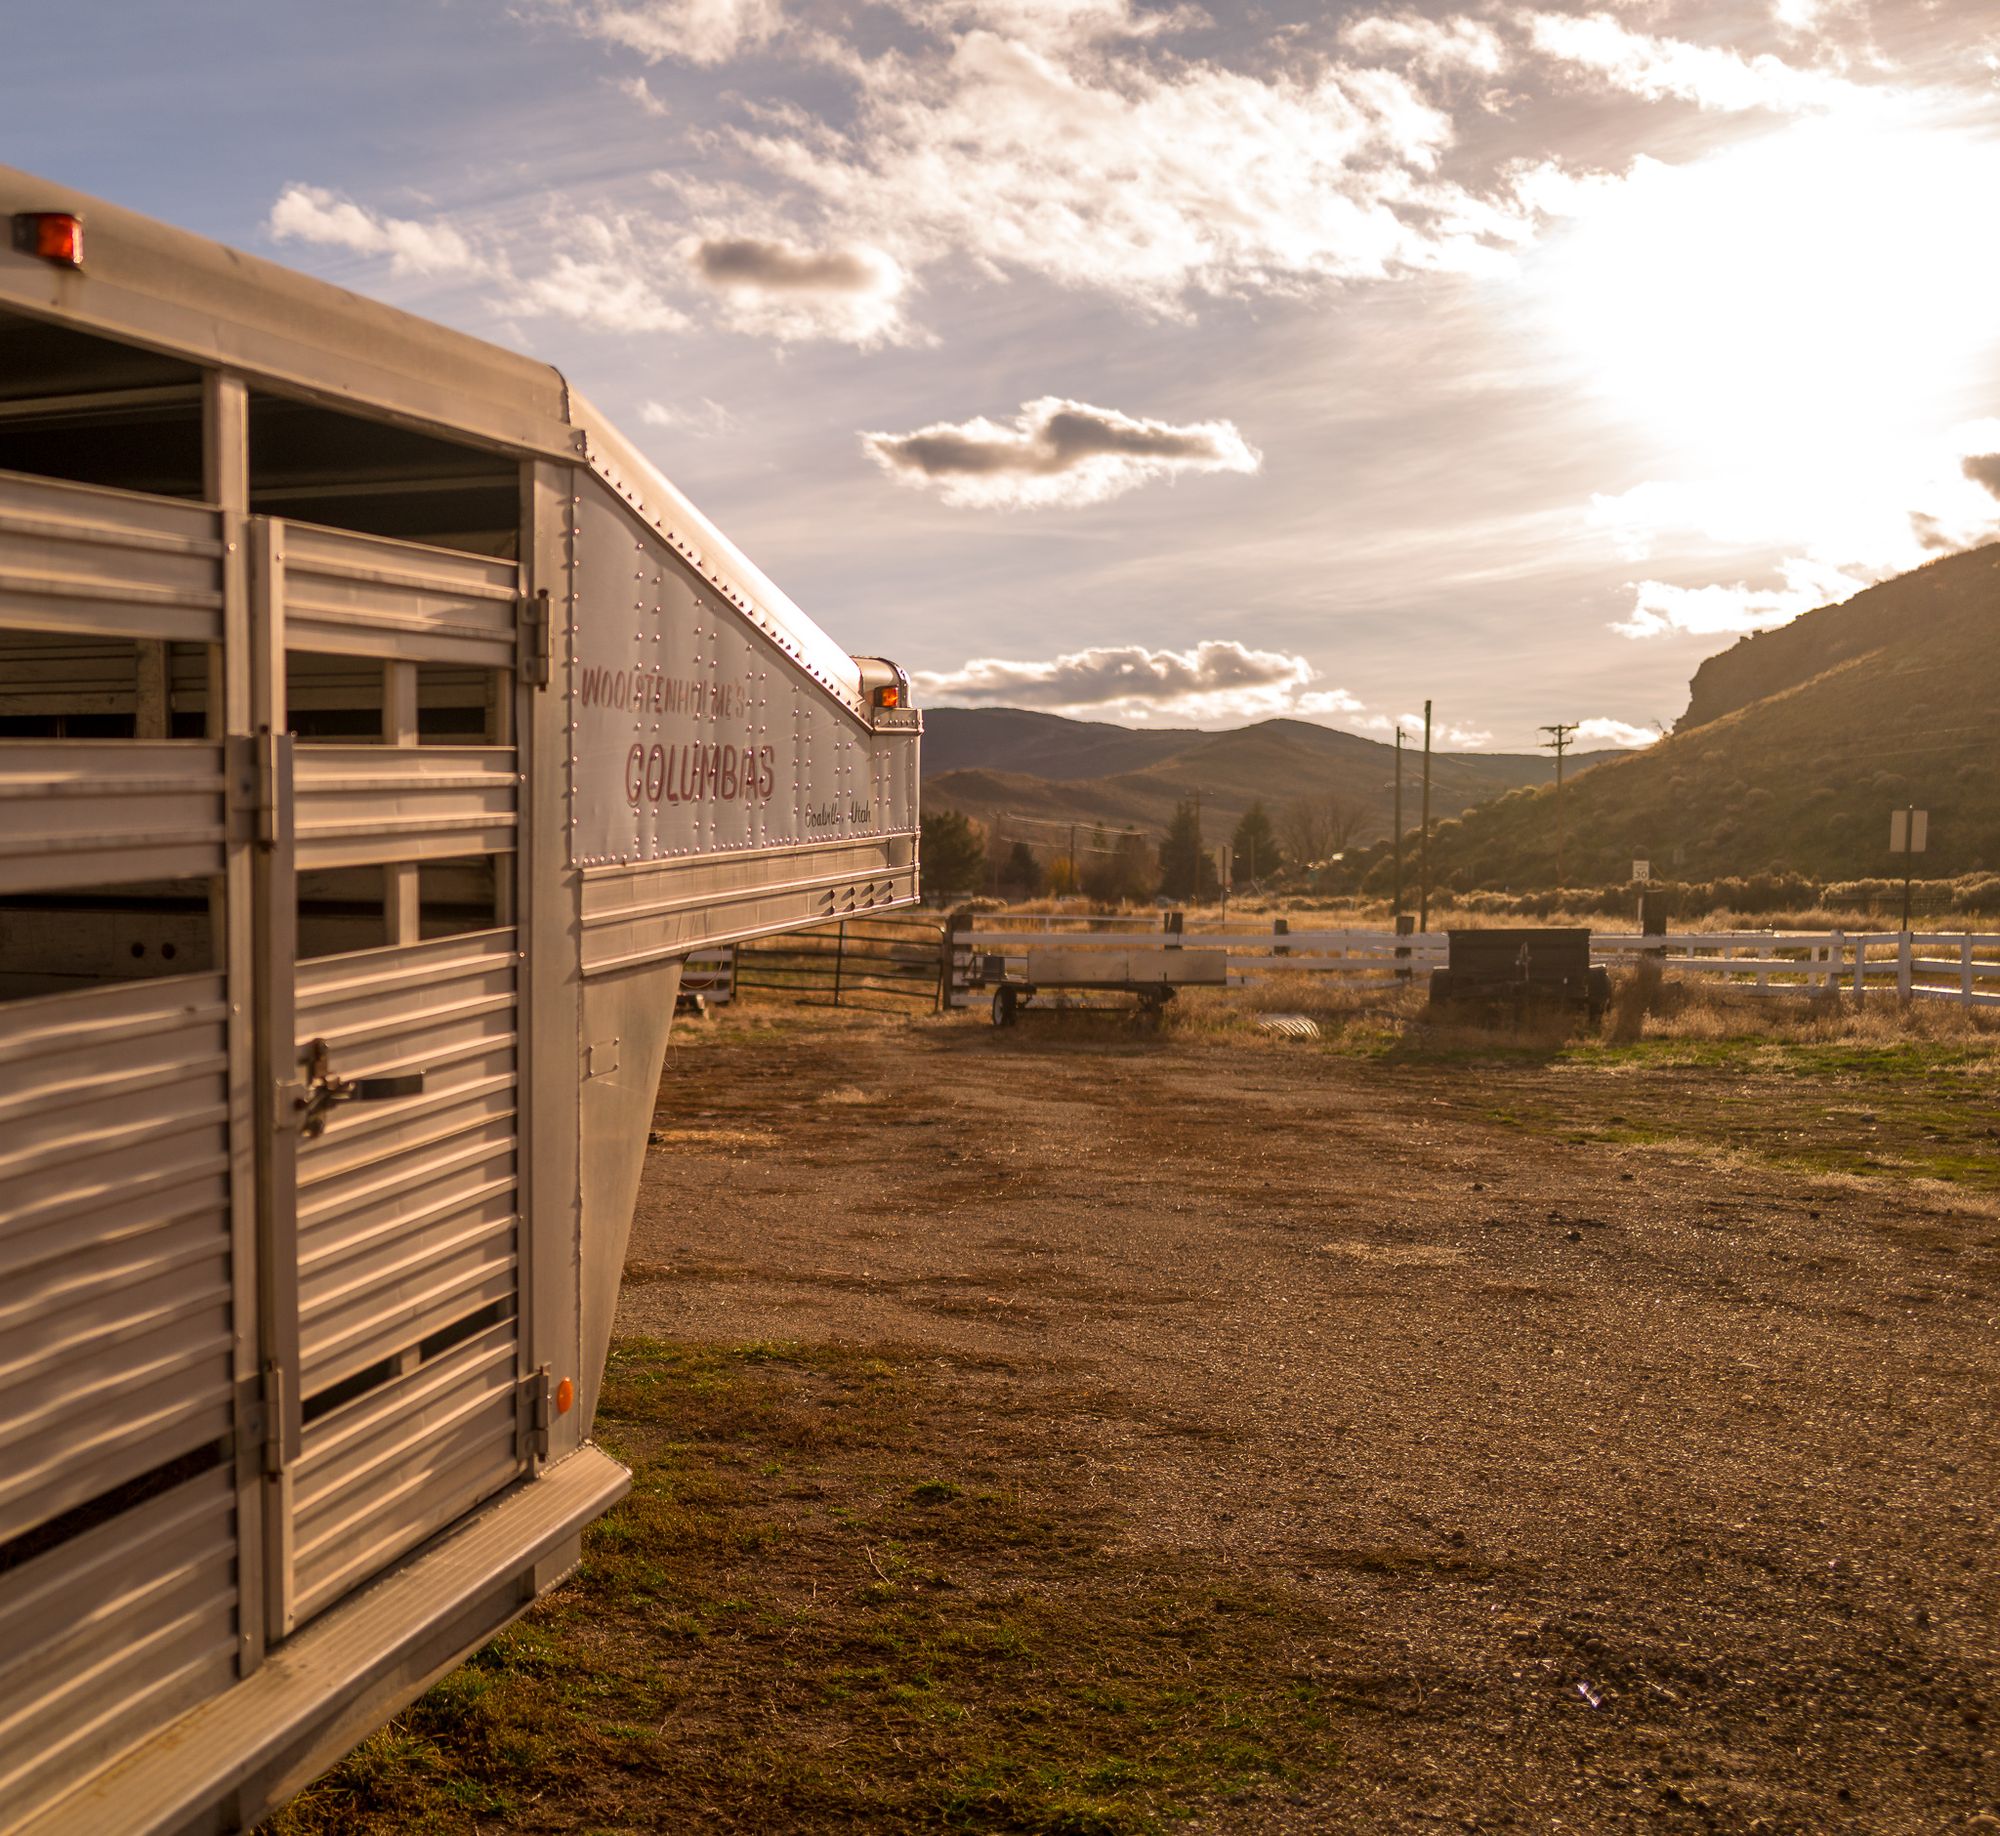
[0,168,919,1832]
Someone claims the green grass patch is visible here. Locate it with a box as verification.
[273,1341,1339,1835]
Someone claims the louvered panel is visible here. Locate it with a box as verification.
[292,1324,521,1622]
[299,1189,516,1394]
[0,974,233,1543]
[292,744,516,869]
[286,929,523,1623]
[278,521,519,667]
[0,742,229,895]
[0,467,224,645]
[0,1461,237,1828]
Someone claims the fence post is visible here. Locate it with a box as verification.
[833,920,846,1007]
[1897,931,1912,1000]
[1851,933,1866,1007]
[1963,935,1976,1008]
[1165,909,1183,949]
[940,913,966,1014]
[1273,916,1289,957]
[730,940,741,1007]
[1394,910,1414,981]
[1824,930,1841,999]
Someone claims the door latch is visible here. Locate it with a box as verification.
[294,1037,425,1139]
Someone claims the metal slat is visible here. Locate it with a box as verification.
[292,744,517,869]
[278,521,519,668]
[0,1462,237,1828]
[0,973,234,1543]
[0,467,224,646]
[0,742,229,895]
[299,1200,517,1392]
[291,1326,522,1621]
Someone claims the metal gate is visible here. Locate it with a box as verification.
[254,517,532,1637]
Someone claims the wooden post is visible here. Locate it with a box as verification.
[1962,935,1975,1007]
[1164,909,1183,949]
[1897,931,1913,1000]
[1852,934,1867,1006]
[1273,916,1289,958]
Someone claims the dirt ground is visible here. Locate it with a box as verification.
[615,1001,2000,1834]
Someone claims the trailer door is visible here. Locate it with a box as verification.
[250,515,535,1638]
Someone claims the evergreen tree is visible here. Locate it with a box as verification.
[1231,801,1282,884]
[920,808,986,900]
[998,840,1045,897]
[1157,800,1219,902]
[1083,829,1157,904]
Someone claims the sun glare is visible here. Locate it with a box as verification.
[1539,108,2000,476]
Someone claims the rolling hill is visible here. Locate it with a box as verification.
[921,710,1605,850]
[1338,541,2000,891]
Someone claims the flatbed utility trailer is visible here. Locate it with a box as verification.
[1428,928,1610,1022]
[0,168,918,1832]
[975,946,1228,1025]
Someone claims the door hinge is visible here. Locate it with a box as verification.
[226,729,284,849]
[517,1364,553,1462]
[235,1365,288,1478]
[518,588,552,690]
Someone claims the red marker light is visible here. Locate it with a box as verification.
[13,213,83,268]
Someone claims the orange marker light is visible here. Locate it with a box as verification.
[555,1376,574,1415]
[14,213,83,268]
[872,684,900,710]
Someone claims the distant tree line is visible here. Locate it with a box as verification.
[919,790,1375,906]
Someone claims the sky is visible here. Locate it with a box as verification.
[12,0,2000,750]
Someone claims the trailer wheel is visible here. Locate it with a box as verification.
[991,987,1018,1027]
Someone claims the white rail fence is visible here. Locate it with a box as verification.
[680,921,2000,1013]
[942,922,2000,1013]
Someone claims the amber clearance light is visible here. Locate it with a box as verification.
[871,683,900,710]
[13,212,83,268]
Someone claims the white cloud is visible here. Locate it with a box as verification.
[1341,12,1508,78]
[267,184,488,276]
[893,0,1204,54]
[641,395,740,435]
[1358,710,1492,747]
[1576,715,1661,747]
[1524,12,1854,112]
[503,224,692,333]
[1611,558,1870,639]
[1601,420,2000,638]
[615,74,671,114]
[916,638,1360,723]
[561,0,782,67]
[686,235,910,342]
[714,28,1557,314]
[863,396,1260,508]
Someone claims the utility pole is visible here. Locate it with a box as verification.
[1540,722,1577,889]
[1419,699,1432,933]
[1393,728,1404,922]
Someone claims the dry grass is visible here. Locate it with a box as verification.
[271,1342,1342,1836]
